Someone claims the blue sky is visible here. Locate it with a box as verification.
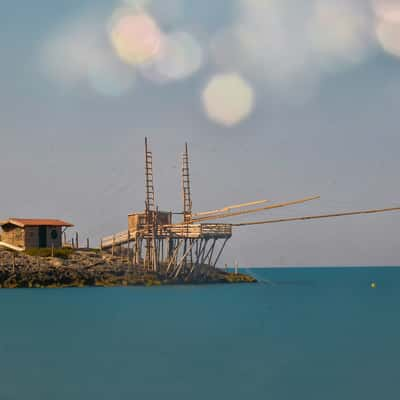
[1,0,400,266]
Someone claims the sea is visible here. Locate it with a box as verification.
[0,267,399,400]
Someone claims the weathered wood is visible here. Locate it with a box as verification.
[166,240,183,273]
[182,143,192,223]
[213,238,229,268]
[193,199,269,218]
[233,207,400,227]
[100,223,232,250]
[0,241,24,252]
[173,240,196,278]
[191,196,321,222]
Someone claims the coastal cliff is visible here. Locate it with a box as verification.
[0,249,256,288]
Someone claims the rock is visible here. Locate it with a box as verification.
[0,249,257,288]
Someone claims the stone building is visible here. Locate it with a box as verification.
[128,211,172,232]
[0,218,74,251]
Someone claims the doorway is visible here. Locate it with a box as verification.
[39,226,47,248]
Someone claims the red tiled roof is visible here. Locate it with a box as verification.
[0,218,74,228]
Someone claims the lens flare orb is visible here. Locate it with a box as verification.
[154,31,204,81]
[309,1,372,64]
[87,57,136,97]
[122,0,151,8]
[110,9,163,65]
[202,73,254,127]
[373,0,400,58]
[376,20,400,58]
[373,0,400,23]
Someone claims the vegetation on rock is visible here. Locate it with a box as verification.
[0,249,256,288]
[25,248,73,259]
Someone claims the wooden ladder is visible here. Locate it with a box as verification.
[182,142,192,223]
[144,137,156,270]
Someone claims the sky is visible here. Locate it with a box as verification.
[1,0,400,266]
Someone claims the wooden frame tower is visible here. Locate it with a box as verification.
[100,138,400,278]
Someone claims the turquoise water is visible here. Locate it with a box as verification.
[0,267,399,400]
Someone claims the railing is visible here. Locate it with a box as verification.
[100,223,233,249]
[200,224,232,237]
[101,229,136,249]
[169,224,232,238]
[168,224,202,238]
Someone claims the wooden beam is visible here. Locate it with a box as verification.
[191,196,321,222]
[212,238,229,268]
[232,207,400,227]
[0,241,24,252]
[166,240,183,273]
[192,199,269,218]
[173,240,197,278]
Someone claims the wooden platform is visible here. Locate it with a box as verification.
[168,224,232,239]
[100,223,232,250]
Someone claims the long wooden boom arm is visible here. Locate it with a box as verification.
[232,207,400,227]
[191,195,321,222]
[192,199,269,218]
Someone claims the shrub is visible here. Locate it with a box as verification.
[25,248,74,259]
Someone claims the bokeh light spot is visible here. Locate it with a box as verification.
[122,0,151,8]
[373,0,400,58]
[110,9,163,65]
[309,1,372,65]
[373,0,400,23]
[202,73,254,127]
[154,31,204,81]
[87,57,136,97]
[376,20,400,58]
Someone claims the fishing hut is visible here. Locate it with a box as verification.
[100,138,400,278]
[0,218,74,251]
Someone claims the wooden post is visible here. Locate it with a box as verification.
[127,230,131,265]
[212,238,229,268]
[75,232,79,249]
[134,234,139,266]
[86,238,89,249]
[72,238,75,249]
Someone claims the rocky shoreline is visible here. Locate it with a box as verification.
[0,249,256,288]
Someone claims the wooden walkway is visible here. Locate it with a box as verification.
[100,223,232,250]
[0,241,24,252]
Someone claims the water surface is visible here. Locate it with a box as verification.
[0,267,399,400]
